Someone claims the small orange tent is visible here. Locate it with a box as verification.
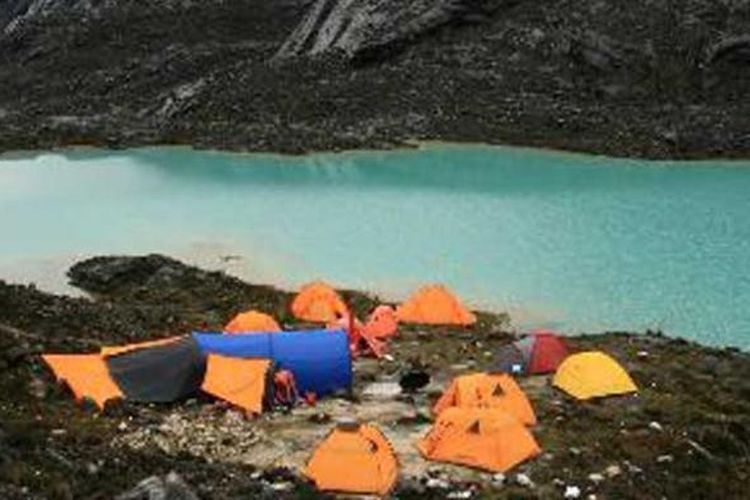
[201,355,271,414]
[304,423,398,495]
[42,354,123,408]
[291,281,348,323]
[417,408,541,473]
[433,373,537,426]
[224,310,281,334]
[396,284,476,325]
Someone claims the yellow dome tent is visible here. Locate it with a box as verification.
[304,422,398,495]
[433,372,537,426]
[553,351,638,400]
[396,284,476,326]
[417,408,541,473]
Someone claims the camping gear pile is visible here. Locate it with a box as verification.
[42,281,640,496]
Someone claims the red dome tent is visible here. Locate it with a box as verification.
[526,331,569,374]
[493,330,569,376]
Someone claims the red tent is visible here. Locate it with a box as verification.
[526,331,569,374]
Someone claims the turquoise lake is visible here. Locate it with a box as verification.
[1,145,749,348]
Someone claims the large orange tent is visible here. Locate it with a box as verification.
[42,354,123,409]
[224,310,281,334]
[304,423,398,495]
[396,284,476,325]
[201,355,271,414]
[291,281,348,323]
[433,372,537,426]
[417,407,541,473]
[43,337,274,414]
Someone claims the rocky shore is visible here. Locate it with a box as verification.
[0,254,748,498]
[1,1,750,159]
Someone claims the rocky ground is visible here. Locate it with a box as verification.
[0,254,748,498]
[1,0,749,159]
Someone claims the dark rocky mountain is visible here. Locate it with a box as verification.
[0,0,748,157]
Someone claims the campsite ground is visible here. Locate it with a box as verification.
[1,255,748,498]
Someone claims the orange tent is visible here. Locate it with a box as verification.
[224,310,281,334]
[201,355,271,414]
[42,354,123,408]
[304,423,398,495]
[291,281,348,323]
[100,336,183,357]
[396,284,476,325]
[433,373,537,426]
[417,408,541,473]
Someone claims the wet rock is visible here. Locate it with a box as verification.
[656,454,674,464]
[588,473,605,484]
[624,460,643,474]
[115,471,198,500]
[491,473,505,485]
[515,473,534,488]
[267,481,293,492]
[649,421,664,432]
[604,465,621,478]
[362,382,402,398]
[564,485,582,499]
[426,477,450,489]
[28,377,47,399]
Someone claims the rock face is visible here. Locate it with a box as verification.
[0,0,749,157]
[2,1,101,35]
[274,0,499,61]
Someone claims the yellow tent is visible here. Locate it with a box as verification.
[417,407,541,473]
[553,351,637,400]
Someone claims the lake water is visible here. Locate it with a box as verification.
[1,145,749,347]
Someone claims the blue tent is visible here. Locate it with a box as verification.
[192,329,352,397]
